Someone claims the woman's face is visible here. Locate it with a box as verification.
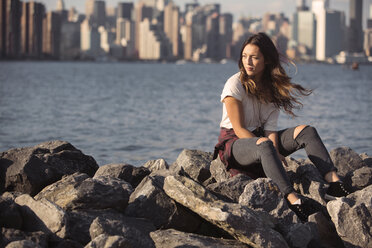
[241,44,265,82]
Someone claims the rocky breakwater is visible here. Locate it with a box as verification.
[0,140,371,248]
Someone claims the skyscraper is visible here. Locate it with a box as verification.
[93,1,106,27]
[164,1,180,57]
[21,1,45,58]
[43,11,61,58]
[349,0,363,53]
[56,0,65,11]
[0,0,22,58]
[117,2,134,20]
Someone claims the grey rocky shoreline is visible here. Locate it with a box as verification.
[0,140,371,248]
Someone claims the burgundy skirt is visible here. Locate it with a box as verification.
[213,128,266,179]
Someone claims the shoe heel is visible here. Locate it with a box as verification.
[324,194,337,201]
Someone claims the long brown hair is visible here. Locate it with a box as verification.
[238,32,311,116]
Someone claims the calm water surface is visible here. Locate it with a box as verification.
[0,61,371,166]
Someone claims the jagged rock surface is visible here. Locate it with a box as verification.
[0,140,98,196]
[150,229,250,248]
[0,142,371,248]
[35,172,133,211]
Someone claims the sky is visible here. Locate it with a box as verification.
[36,0,372,26]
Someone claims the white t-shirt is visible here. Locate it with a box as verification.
[220,72,280,132]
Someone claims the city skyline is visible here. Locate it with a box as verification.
[37,0,372,26]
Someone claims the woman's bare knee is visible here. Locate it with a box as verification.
[256,137,270,145]
[293,125,309,139]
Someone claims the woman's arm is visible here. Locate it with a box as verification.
[224,96,256,139]
[265,130,288,166]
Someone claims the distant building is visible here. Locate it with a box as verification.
[138,18,171,60]
[80,18,101,57]
[348,0,363,53]
[135,2,153,54]
[93,1,106,27]
[0,0,22,59]
[117,2,134,20]
[21,1,45,58]
[116,17,135,58]
[219,13,233,58]
[206,12,220,60]
[60,21,80,60]
[43,11,61,59]
[293,10,317,56]
[312,0,344,61]
[164,1,180,58]
[99,26,114,53]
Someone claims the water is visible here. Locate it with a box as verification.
[0,61,371,166]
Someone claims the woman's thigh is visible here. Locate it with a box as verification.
[231,137,262,166]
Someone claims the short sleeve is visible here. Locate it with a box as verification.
[220,73,245,102]
[264,108,280,131]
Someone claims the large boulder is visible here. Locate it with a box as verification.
[0,228,48,248]
[5,240,42,248]
[0,197,23,229]
[64,209,138,245]
[84,235,128,248]
[0,141,98,196]
[143,159,169,172]
[239,178,300,234]
[93,163,150,188]
[35,173,133,211]
[163,175,289,248]
[327,184,372,248]
[209,157,230,183]
[89,216,155,248]
[171,149,212,184]
[150,229,250,248]
[285,157,328,205]
[330,147,366,178]
[14,194,67,238]
[125,170,202,232]
[349,166,372,190]
[207,174,252,203]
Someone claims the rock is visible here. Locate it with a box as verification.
[0,140,98,196]
[239,178,301,235]
[93,163,150,188]
[327,185,372,248]
[330,147,366,178]
[209,156,230,183]
[284,223,313,248]
[64,209,133,245]
[150,229,250,248]
[349,166,372,190]
[163,175,289,248]
[35,173,133,211]
[171,149,212,184]
[285,157,328,205]
[143,159,169,172]
[207,174,252,203]
[84,234,129,248]
[89,217,155,248]
[125,171,202,232]
[14,194,67,238]
[0,228,48,248]
[360,153,372,167]
[5,240,42,248]
[0,197,23,229]
[308,212,345,248]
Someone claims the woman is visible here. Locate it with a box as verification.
[214,32,350,221]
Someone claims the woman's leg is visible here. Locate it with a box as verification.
[278,125,337,179]
[232,137,294,196]
[278,125,351,199]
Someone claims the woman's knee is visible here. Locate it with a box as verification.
[293,125,309,139]
[294,125,319,141]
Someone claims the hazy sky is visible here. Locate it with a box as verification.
[38,0,372,25]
